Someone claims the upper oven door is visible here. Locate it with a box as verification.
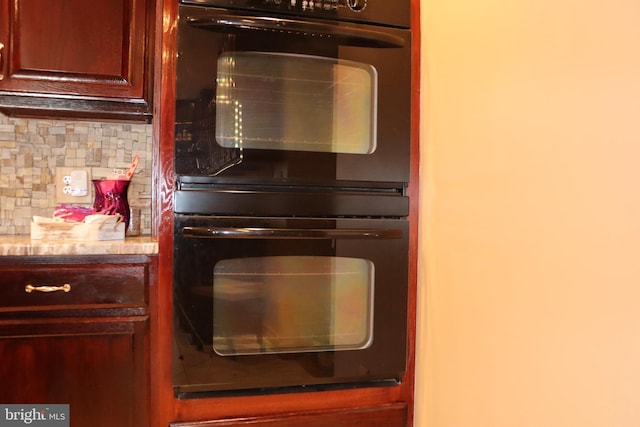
[175,4,411,187]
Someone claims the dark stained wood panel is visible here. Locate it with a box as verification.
[0,254,155,427]
[170,403,407,427]
[17,0,124,76]
[0,317,149,427]
[0,0,154,121]
[0,263,147,313]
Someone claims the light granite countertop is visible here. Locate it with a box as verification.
[0,235,158,256]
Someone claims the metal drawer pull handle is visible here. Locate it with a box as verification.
[25,284,72,293]
[0,42,4,80]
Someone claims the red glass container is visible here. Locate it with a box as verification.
[92,179,131,229]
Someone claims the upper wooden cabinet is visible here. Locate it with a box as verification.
[0,0,154,122]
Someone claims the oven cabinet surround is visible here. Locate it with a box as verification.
[0,255,154,427]
[150,0,420,426]
[0,0,155,122]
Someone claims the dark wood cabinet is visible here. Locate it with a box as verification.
[0,0,154,122]
[169,404,408,427]
[0,255,152,427]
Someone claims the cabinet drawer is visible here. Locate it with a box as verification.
[170,403,408,427]
[0,262,147,311]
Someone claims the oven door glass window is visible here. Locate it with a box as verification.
[216,52,377,154]
[212,256,374,356]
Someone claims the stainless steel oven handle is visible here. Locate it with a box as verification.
[182,226,402,239]
[186,15,405,48]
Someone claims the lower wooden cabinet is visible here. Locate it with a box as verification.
[0,255,153,427]
[0,318,148,426]
[169,403,408,427]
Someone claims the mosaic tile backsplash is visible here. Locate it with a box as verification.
[0,113,153,236]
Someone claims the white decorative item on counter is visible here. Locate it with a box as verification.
[30,214,125,241]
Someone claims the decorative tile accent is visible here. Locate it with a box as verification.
[0,113,153,235]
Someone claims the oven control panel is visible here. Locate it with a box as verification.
[180,0,410,28]
[277,0,366,13]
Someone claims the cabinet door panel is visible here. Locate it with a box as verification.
[0,0,152,121]
[17,0,124,75]
[0,0,145,97]
[0,317,148,427]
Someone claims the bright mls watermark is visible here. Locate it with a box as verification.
[0,405,69,426]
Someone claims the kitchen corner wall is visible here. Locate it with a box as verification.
[0,112,153,235]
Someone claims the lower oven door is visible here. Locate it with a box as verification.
[173,215,408,397]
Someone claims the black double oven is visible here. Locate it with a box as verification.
[172,0,412,397]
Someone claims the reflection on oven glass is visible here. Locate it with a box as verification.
[216,52,377,154]
[173,325,338,392]
[211,256,374,356]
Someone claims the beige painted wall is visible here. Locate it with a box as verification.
[416,1,640,426]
